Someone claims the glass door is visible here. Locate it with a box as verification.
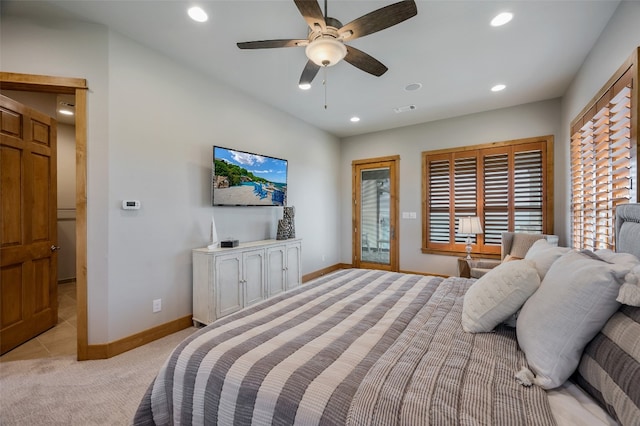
[352,157,399,271]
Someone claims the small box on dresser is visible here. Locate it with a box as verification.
[192,239,302,327]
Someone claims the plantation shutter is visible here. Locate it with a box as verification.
[571,67,635,251]
[514,148,544,233]
[454,153,478,244]
[423,136,551,256]
[427,155,451,246]
[483,151,509,246]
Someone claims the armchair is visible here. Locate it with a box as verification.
[467,232,559,278]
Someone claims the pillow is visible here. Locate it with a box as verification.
[503,254,522,262]
[593,248,639,269]
[591,251,640,306]
[516,250,632,389]
[618,282,640,306]
[523,239,571,280]
[618,264,640,306]
[462,260,540,333]
[573,305,640,425]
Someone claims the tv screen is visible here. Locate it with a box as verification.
[212,146,287,206]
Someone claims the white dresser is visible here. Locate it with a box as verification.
[192,239,302,326]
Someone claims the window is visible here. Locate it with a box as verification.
[422,136,554,256]
[571,49,639,251]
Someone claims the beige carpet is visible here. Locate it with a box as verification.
[0,327,197,425]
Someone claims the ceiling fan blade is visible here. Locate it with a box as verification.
[237,39,307,49]
[294,0,326,32]
[344,45,388,77]
[339,0,417,41]
[299,60,321,86]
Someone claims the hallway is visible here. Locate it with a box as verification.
[0,281,77,362]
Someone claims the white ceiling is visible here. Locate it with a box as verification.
[3,0,621,137]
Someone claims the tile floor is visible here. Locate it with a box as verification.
[0,281,77,362]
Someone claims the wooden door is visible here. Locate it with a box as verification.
[353,156,400,271]
[1,95,58,355]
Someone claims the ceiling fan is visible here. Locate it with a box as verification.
[237,0,418,88]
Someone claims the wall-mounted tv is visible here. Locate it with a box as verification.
[212,146,287,206]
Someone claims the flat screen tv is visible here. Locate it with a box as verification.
[212,146,287,206]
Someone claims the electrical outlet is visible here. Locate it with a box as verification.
[153,298,162,313]
[322,255,326,262]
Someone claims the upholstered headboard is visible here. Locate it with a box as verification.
[615,203,640,258]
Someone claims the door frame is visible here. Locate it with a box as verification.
[1,72,89,360]
[352,155,400,271]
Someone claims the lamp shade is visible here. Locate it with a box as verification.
[305,37,347,67]
[459,216,483,235]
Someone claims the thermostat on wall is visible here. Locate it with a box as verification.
[122,200,141,210]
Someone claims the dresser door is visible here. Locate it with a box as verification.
[285,242,301,290]
[215,253,243,318]
[243,249,264,307]
[266,246,286,297]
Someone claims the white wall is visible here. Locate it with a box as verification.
[559,1,640,242]
[106,32,341,338]
[340,99,562,277]
[2,7,341,343]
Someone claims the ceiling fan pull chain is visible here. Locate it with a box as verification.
[323,66,328,109]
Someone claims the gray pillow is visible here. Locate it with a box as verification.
[516,250,632,389]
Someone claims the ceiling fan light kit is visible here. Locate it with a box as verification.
[237,0,418,87]
[305,37,347,67]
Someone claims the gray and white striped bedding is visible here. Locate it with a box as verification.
[134,269,555,425]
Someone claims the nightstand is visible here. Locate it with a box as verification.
[457,258,472,278]
[457,258,501,278]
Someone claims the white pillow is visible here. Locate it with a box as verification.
[524,239,571,280]
[595,250,640,306]
[462,260,540,333]
[516,250,632,389]
[617,264,640,306]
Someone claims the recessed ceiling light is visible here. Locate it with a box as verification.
[491,84,506,92]
[298,83,311,90]
[59,109,74,116]
[188,6,208,23]
[350,116,360,123]
[491,12,513,27]
[405,83,422,91]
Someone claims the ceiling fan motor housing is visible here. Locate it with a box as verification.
[305,17,347,67]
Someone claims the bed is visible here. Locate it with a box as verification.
[134,205,640,426]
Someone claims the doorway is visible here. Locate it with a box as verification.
[0,92,78,360]
[352,156,399,271]
[0,72,88,360]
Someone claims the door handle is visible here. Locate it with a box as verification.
[51,245,61,252]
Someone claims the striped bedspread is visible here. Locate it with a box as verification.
[134,269,555,425]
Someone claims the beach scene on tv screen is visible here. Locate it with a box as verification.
[213,147,287,206]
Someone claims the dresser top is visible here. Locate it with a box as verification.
[193,238,301,253]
